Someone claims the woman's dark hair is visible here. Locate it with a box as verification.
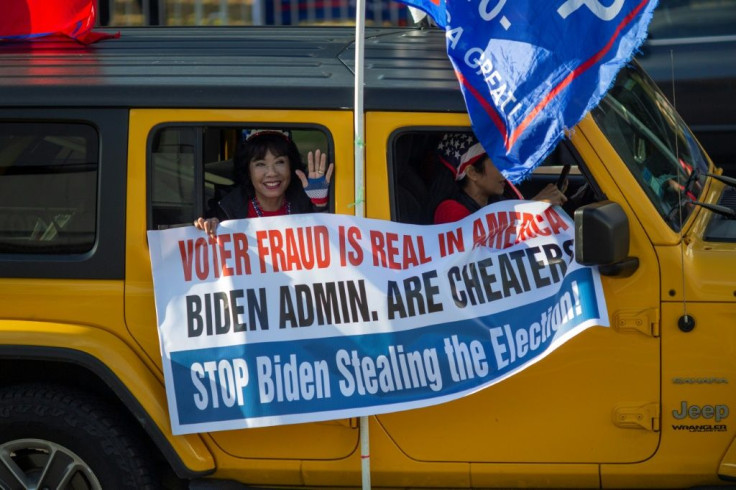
[234,131,306,201]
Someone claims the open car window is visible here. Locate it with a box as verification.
[389,130,594,225]
[149,125,331,230]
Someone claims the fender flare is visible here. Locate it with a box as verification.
[0,322,215,479]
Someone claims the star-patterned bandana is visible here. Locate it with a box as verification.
[436,133,487,181]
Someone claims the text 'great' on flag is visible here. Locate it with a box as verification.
[392,0,658,183]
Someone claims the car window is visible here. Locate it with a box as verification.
[0,123,98,254]
[649,0,736,39]
[389,130,591,225]
[591,63,710,231]
[149,125,331,230]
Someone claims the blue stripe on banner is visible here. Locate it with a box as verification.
[170,268,598,426]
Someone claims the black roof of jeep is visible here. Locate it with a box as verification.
[0,26,466,112]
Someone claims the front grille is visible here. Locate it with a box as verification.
[718,187,736,211]
[705,187,736,242]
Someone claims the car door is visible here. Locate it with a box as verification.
[364,110,661,470]
[124,108,359,462]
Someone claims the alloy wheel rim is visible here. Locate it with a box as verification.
[0,439,102,490]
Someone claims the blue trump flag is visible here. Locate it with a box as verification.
[395,0,658,183]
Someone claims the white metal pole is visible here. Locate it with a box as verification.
[353,0,370,487]
[354,0,366,221]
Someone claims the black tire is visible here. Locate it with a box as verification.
[0,383,159,490]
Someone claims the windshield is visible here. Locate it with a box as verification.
[590,62,710,231]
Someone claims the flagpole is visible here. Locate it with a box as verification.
[353,0,370,486]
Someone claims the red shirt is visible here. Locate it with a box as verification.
[433,199,472,224]
[433,181,523,224]
[246,199,290,218]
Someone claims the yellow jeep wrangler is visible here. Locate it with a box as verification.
[1,26,735,489]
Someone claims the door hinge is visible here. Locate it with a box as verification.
[613,308,660,337]
[613,402,660,431]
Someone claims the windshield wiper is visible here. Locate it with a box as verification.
[706,173,736,189]
[666,168,736,226]
[678,166,736,200]
[667,198,736,225]
[689,200,736,219]
[666,199,736,226]
[689,172,736,218]
[674,170,736,220]
[666,175,736,223]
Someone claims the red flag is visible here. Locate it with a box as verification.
[0,0,118,44]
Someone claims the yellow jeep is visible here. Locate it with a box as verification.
[1,26,735,489]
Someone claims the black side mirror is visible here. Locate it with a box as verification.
[574,201,639,277]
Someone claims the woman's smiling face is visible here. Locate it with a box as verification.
[249,149,291,207]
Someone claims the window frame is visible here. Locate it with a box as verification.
[0,121,99,255]
[146,122,336,231]
[386,126,596,225]
[0,109,128,280]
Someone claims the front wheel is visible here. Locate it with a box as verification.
[0,384,159,490]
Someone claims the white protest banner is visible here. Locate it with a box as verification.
[147,200,608,435]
